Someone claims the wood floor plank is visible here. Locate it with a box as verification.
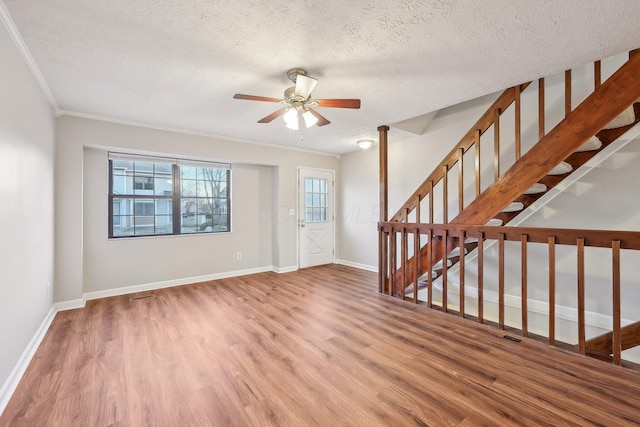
[2,264,640,426]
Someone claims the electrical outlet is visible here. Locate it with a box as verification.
[236,252,242,260]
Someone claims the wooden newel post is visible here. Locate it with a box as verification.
[379,126,389,223]
[378,125,389,293]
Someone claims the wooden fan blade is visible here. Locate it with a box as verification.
[315,99,361,109]
[258,108,287,123]
[294,75,318,99]
[308,109,331,127]
[233,94,281,103]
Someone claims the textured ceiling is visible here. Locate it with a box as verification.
[3,0,640,155]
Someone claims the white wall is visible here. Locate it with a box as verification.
[56,116,339,303]
[337,144,379,270]
[0,22,55,408]
[83,148,274,293]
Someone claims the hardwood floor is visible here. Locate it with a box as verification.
[2,264,640,426]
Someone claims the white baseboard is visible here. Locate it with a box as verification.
[272,265,298,274]
[336,259,378,273]
[55,298,86,311]
[82,266,274,301]
[0,306,57,416]
[426,281,633,331]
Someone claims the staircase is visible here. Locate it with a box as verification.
[378,49,640,368]
[407,102,640,293]
[587,321,640,365]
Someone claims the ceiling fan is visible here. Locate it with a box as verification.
[233,68,361,131]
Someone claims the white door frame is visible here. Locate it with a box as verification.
[297,167,336,269]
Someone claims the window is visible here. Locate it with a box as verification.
[304,177,328,223]
[108,153,230,238]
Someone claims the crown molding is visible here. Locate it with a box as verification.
[0,1,59,109]
[57,109,341,158]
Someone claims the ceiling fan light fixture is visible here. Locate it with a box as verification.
[284,107,299,129]
[302,109,318,127]
[234,68,360,132]
[284,107,318,130]
[357,139,374,150]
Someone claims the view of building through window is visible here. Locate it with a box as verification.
[109,154,230,237]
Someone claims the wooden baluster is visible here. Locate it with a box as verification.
[494,110,501,181]
[475,129,481,197]
[477,232,484,324]
[458,148,464,213]
[594,60,602,90]
[548,236,556,345]
[413,228,420,304]
[515,85,522,160]
[499,233,505,329]
[538,78,545,139]
[443,166,448,223]
[612,240,621,365]
[565,70,572,116]
[429,182,434,224]
[401,224,407,299]
[577,237,585,355]
[442,229,448,312]
[427,228,433,308]
[521,234,528,337]
[459,230,465,317]
[415,196,421,223]
[390,226,396,297]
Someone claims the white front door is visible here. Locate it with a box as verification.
[298,168,334,269]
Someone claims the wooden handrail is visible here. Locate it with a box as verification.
[390,51,640,227]
[452,51,640,225]
[380,222,640,248]
[389,83,530,222]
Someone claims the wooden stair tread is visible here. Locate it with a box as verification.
[575,135,602,152]
[501,202,524,213]
[547,161,573,175]
[524,183,547,194]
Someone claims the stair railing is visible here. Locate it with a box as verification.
[389,57,615,226]
[380,50,640,296]
[379,221,640,367]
